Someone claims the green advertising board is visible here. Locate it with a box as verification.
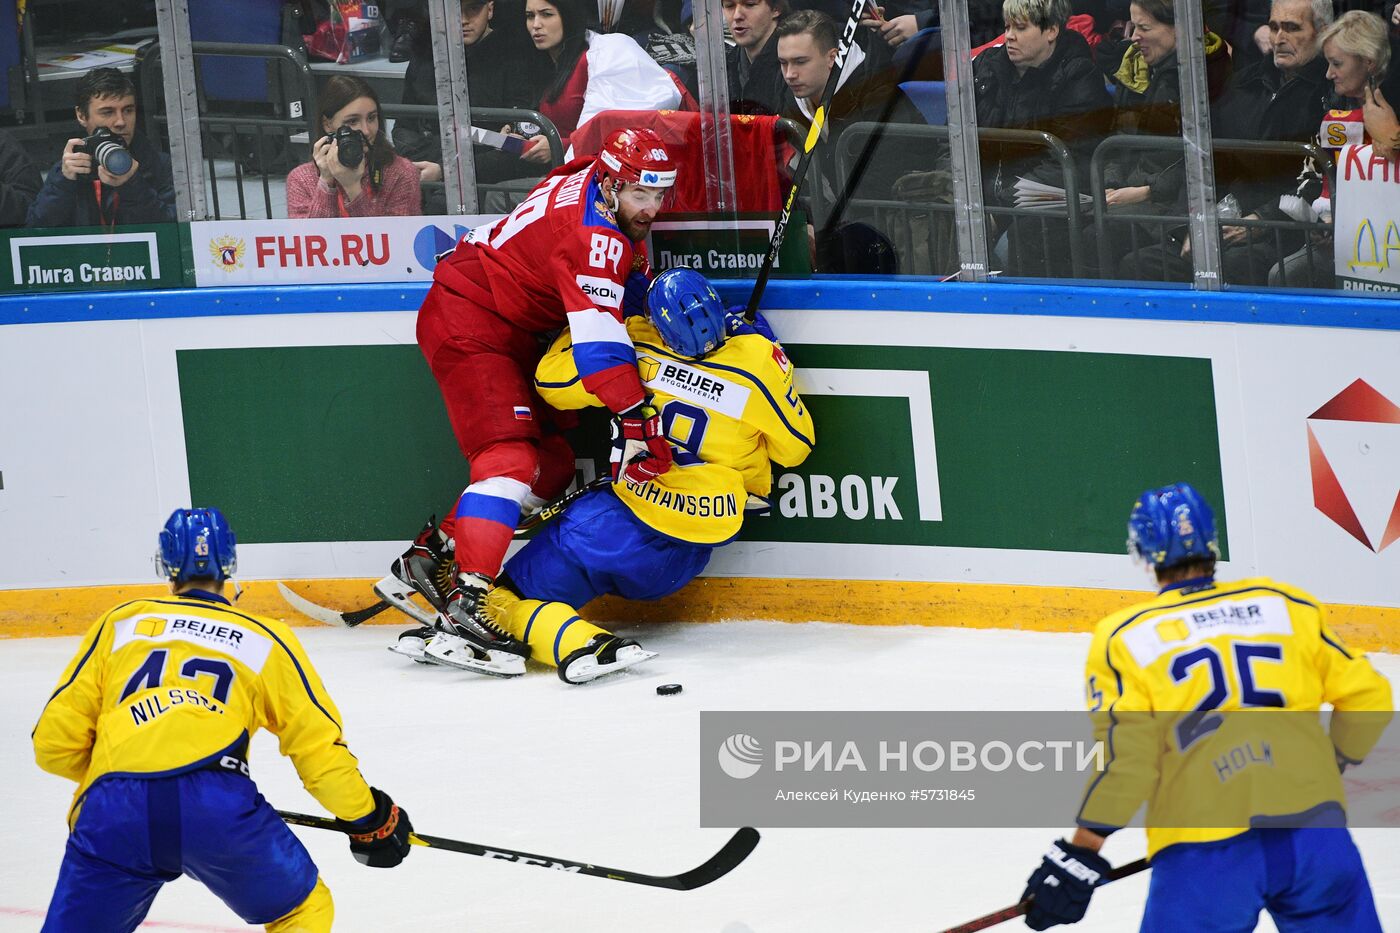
[178,341,1224,557]
[650,213,811,277]
[0,224,190,294]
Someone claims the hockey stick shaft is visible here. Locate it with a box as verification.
[937,858,1150,933]
[820,28,936,239]
[277,810,760,890]
[744,0,870,322]
[277,477,614,627]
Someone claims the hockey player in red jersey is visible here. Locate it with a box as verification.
[380,127,679,677]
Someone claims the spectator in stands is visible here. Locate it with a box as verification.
[287,75,422,218]
[0,130,42,228]
[725,0,790,115]
[524,0,686,155]
[26,69,174,229]
[395,0,542,210]
[1270,8,1391,286]
[1361,2,1400,157]
[972,0,1112,277]
[1092,0,1231,278]
[1120,0,1331,284]
[775,9,923,263]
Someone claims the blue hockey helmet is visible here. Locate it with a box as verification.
[646,268,727,358]
[156,507,238,584]
[1127,483,1220,571]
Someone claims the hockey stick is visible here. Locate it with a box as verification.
[277,810,760,890]
[818,27,937,244]
[937,857,1150,933]
[744,0,871,322]
[276,477,615,627]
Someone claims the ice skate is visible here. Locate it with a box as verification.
[422,574,530,677]
[387,625,436,663]
[558,635,657,685]
[377,517,452,625]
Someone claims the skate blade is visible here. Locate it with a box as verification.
[562,645,659,685]
[387,636,436,664]
[372,574,437,627]
[423,633,526,678]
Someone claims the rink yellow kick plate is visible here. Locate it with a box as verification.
[2,578,1397,653]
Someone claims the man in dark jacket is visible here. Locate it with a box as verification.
[1120,0,1330,284]
[0,129,42,227]
[27,69,174,229]
[972,0,1112,278]
[776,9,925,268]
[725,0,790,115]
[394,0,541,210]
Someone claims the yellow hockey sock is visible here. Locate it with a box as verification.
[488,589,611,668]
[266,877,333,932]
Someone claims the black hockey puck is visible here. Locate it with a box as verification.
[656,683,683,696]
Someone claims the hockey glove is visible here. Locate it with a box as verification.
[611,400,673,485]
[622,270,651,318]
[1022,839,1111,930]
[724,305,777,342]
[338,787,413,868]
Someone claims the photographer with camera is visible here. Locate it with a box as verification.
[26,68,175,229]
[286,75,422,218]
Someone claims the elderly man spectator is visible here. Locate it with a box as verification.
[1120,0,1331,284]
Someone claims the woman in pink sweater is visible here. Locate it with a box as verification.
[286,75,422,217]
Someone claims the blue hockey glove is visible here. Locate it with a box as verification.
[338,787,413,868]
[1022,839,1111,929]
[724,305,776,341]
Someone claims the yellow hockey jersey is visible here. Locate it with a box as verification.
[1077,576,1393,857]
[33,591,376,826]
[536,316,815,544]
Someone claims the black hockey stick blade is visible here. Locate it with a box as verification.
[277,582,391,628]
[278,480,612,628]
[277,809,759,890]
[937,857,1150,932]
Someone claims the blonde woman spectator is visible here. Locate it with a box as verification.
[1270,9,1391,287]
[286,76,422,218]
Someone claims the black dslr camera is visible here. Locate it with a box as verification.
[326,125,366,169]
[81,127,133,176]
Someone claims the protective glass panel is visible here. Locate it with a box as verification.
[5,1,178,292]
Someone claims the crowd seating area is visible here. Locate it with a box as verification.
[0,0,1396,293]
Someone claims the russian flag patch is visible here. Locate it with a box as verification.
[513,406,533,421]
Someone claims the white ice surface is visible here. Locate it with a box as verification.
[2,621,1397,932]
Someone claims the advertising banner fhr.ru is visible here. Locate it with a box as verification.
[189,215,497,287]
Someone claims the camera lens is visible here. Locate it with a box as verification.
[85,128,133,176]
[335,127,365,170]
[95,139,133,176]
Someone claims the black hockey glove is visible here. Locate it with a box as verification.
[338,787,413,868]
[1022,838,1110,930]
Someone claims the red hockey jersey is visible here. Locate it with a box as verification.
[430,157,648,413]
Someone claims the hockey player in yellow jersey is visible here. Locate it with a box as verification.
[390,268,815,682]
[1020,483,1392,931]
[34,508,412,932]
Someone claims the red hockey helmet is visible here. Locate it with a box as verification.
[596,127,677,189]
